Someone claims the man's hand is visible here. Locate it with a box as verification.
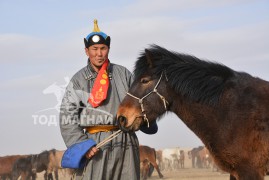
[85,146,99,159]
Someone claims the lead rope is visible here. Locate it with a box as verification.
[96,130,122,148]
[71,130,122,180]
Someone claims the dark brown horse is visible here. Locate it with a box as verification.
[117,45,269,180]
[139,145,163,179]
[12,156,36,180]
[31,149,64,180]
[188,146,204,168]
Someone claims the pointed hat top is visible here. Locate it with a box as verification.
[93,19,101,32]
[84,19,110,48]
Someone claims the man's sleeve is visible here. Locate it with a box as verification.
[59,79,88,148]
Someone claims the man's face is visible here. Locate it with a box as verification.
[85,44,109,70]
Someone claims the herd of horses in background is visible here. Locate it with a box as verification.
[139,145,216,180]
[0,149,73,180]
[0,144,216,180]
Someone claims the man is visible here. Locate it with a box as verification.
[60,19,158,180]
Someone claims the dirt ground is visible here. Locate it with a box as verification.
[150,168,269,180]
[35,153,269,180]
[148,155,269,180]
[35,168,269,180]
[151,168,229,180]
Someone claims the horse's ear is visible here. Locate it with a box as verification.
[145,49,153,68]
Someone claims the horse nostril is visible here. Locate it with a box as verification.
[118,115,127,125]
[117,115,130,132]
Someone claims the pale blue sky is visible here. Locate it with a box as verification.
[0,0,268,155]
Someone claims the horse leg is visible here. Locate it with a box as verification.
[149,160,164,178]
[44,172,48,180]
[54,169,59,180]
[141,161,148,180]
[25,172,32,180]
[20,172,27,180]
[47,173,53,180]
[31,173,37,180]
[230,174,237,180]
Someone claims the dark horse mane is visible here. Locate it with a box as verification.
[134,45,236,105]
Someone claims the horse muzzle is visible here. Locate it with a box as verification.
[117,115,131,132]
[117,115,144,132]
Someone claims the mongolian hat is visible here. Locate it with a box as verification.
[84,19,111,48]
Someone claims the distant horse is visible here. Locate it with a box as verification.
[47,149,65,180]
[188,146,204,168]
[12,156,36,180]
[32,149,66,180]
[161,147,180,170]
[0,155,26,180]
[198,146,212,168]
[31,150,52,180]
[117,45,269,180]
[139,145,163,179]
[179,150,185,168]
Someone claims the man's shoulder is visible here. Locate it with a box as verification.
[110,63,131,74]
[71,65,88,82]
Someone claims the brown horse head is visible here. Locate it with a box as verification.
[117,44,232,131]
[117,47,175,132]
[117,45,269,179]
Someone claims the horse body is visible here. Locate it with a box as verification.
[117,45,269,180]
[177,75,269,178]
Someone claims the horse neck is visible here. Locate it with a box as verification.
[170,95,217,142]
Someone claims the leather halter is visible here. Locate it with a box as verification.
[127,72,169,128]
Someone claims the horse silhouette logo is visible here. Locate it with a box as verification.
[38,77,70,113]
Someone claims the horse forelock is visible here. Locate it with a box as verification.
[134,45,235,106]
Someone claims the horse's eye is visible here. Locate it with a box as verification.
[141,78,150,84]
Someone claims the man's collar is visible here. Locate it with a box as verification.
[85,59,112,80]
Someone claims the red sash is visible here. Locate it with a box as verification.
[88,59,109,107]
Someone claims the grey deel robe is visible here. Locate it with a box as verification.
[60,62,140,180]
